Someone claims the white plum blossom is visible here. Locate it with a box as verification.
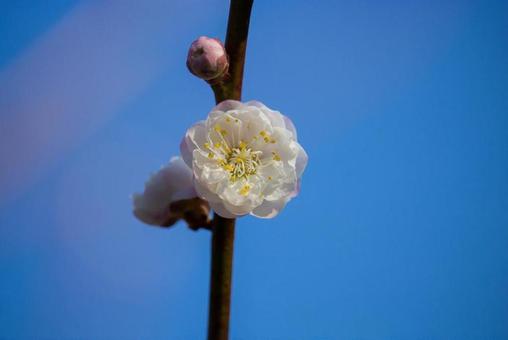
[181,100,308,218]
[132,156,210,228]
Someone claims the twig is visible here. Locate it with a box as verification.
[210,0,254,104]
[207,1,254,339]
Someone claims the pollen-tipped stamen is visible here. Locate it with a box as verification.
[218,141,261,182]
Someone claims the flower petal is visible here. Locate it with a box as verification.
[132,156,196,226]
[194,177,222,203]
[181,121,207,168]
[223,200,253,216]
[294,143,308,178]
[133,204,178,226]
[251,197,288,219]
[283,116,298,140]
[245,100,298,139]
[212,99,244,113]
[180,137,193,169]
[210,201,237,219]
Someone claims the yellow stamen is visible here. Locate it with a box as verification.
[239,184,251,196]
[219,142,262,182]
[223,164,234,172]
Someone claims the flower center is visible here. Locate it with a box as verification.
[205,124,272,183]
[222,142,261,182]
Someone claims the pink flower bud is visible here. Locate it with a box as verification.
[187,36,228,81]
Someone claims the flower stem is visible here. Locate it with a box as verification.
[207,1,253,340]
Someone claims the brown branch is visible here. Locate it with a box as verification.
[207,1,254,339]
[207,215,236,340]
[211,0,254,103]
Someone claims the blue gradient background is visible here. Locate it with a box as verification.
[1,1,507,339]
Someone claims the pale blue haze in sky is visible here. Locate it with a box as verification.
[1,1,507,339]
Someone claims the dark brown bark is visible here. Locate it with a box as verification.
[210,0,254,103]
[207,215,236,340]
[207,1,254,339]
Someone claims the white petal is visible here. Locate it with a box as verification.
[251,197,288,219]
[180,137,193,169]
[210,201,238,218]
[217,179,263,209]
[212,100,244,112]
[254,127,296,163]
[295,143,308,178]
[256,164,284,195]
[289,179,301,198]
[265,177,298,201]
[223,200,253,216]
[194,177,222,203]
[245,100,298,139]
[132,157,195,226]
[283,116,298,140]
[181,121,207,168]
[244,100,267,110]
[192,150,228,186]
[133,202,177,226]
[246,101,285,128]
[234,108,273,143]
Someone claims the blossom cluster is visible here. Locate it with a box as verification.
[133,100,307,227]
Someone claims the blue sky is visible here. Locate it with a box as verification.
[1,1,507,339]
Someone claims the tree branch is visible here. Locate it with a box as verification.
[207,215,236,340]
[211,0,253,103]
[207,1,254,339]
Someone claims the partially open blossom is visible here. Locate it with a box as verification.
[187,36,229,81]
[132,157,210,228]
[181,100,308,218]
